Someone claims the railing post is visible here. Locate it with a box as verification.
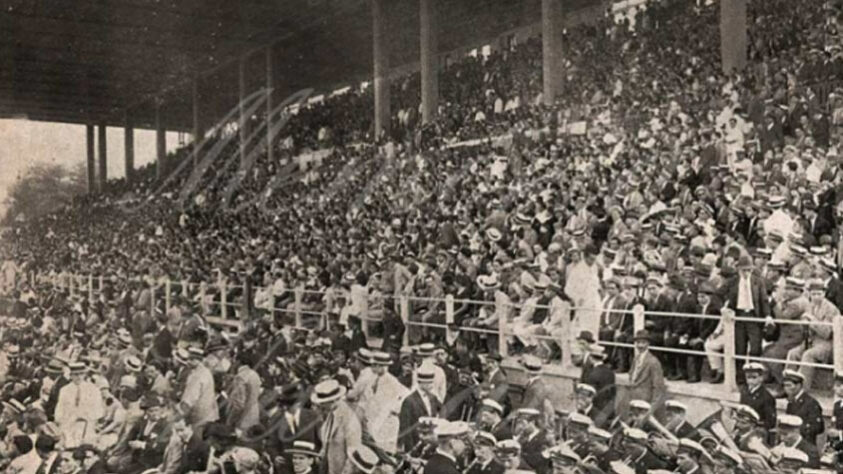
[834,316,843,376]
[220,280,228,319]
[88,274,94,303]
[722,308,737,392]
[149,278,156,320]
[69,274,75,298]
[165,279,172,313]
[400,295,410,349]
[199,281,207,317]
[632,304,645,332]
[294,287,303,329]
[560,301,572,369]
[498,308,508,358]
[362,289,370,339]
[445,294,455,344]
[98,275,104,300]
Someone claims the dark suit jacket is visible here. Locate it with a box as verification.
[131,418,173,468]
[399,390,443,451]
[581,363,616,427]
[825,277,843,312]
[786,392,825,446]
[465,459,506,474]
[422,452,460,474]
[740,385,777,438]
[487,368,511,415]
[519,430,550,472]
[721,274,770,319]
[266,407,320,461]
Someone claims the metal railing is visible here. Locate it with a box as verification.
[19,271,843,392]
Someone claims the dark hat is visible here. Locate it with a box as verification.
[576,331,595,344]
[139,394,163,409]
[632,330,651,341]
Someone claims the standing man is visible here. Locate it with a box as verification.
[178,347,219,437]
[312,379,362,474]
[519,355,553,425]
[225,350,262,433]
[54,362,104,448]
[721,255,769,384]
[363,351,409,452]
[398,362,443,451]
[627,330,666,410]
[786,279,839,390]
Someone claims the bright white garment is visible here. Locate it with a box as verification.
[55,381,104,448]
[362,372,409,452]
[565,261,603,338]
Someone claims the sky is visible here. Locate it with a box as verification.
[0,119,185,216]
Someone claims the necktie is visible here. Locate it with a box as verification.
[373,375,381,395]
[74,385,81,408]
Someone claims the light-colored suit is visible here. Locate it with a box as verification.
[226,365,262,431]
[627,350,666,410]
[362,372,409,452]
[55,381,104,448]
[181,364,219,429]
[319,400,362,474]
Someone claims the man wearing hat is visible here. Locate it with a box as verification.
[312,379,362,474]
[423,421,470,474]
[627,330,666,411]
[465,431,504,474]
[772,414,820,468]
[399,362,443,452]
[225,350,262,433]
[738,362,777,443]
[362,351,408,452]
[55,361,104,449]
[178,347,219,435]
[782,370,825,447]
[512,408,549,471]
[722,255,770,384]
[674,439,707,473]
[519,355,553,420]
[760,276,808,392]
[663,401,698,440]
[785,278,839,390]
[580,345,615,426]
[284,440,321,474]
[266,384,320,474]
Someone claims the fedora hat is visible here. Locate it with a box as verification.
[285,440,320,458]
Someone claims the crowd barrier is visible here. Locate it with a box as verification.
[20,271,843,393]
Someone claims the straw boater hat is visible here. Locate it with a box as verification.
[310,379,347,405]
[285,440,320,458]
[346,445,379,474]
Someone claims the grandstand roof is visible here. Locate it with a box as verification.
[0,0,595,131]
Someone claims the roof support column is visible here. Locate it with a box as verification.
[239,57,249,165]
[542,0,563,106]
[97,124,107,192]
[124,114,134,185]
[720,0,747,73]
[156,102,166,180]
[86,124,96,195]
[420,0,439,124]
[193,76,203,168]
[266,46,275,165]
[372,0,391,138]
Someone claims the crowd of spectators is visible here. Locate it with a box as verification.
[3,0,843,471]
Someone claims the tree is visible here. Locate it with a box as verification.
[2,161,86,225]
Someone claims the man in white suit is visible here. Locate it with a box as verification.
[362,351,409,452]
[55,361,104,448]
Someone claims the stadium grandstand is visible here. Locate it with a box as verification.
[2,0,843,472]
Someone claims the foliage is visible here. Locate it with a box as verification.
[2,162,86,225]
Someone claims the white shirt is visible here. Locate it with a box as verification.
[737,275,755,311]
